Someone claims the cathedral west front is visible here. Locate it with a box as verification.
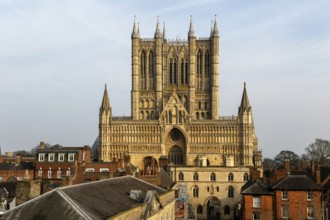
[98,16,262,219]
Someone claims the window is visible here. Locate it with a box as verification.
[224,205,230,214]
[253,196,261,208]
[39,167,43,177]
[85,168,95,173]
[228,186,234,198]
[68,153,75,162]
[307,191,313,201]
[210,173,216,181]
[193,186,199,198]
[307,206,314,219]
[47,168,52,179]
[216,186,220,192]
[282,191,288,200]
[244,173,249,181]
[253,212,260,220]
[66,168,71,176]
[197,205,203,214]
[57,168,61,179]
[48,153,55,162]
[58,153,65,162]
[82,152,86,162]
[100,168,109,172]
[38,153,45,162]
[193,172,199,181]
[178,172,184,181]
[281,205,289,219]
[228,173,234,181]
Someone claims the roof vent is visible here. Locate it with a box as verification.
[130,190,142,202]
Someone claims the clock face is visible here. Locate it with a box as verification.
[170,130,180,141]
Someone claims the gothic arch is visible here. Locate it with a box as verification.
[165,127,187,165]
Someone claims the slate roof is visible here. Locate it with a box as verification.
[0,162,34,170]
[272,175,322,191]
[1,176,168,220]
[241,180,273,195]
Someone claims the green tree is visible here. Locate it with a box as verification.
[305,139,330,165]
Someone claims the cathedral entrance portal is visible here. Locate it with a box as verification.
[206,197,221,220]
[166,128,186,165]
[142,156,158,176]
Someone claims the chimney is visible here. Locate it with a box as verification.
[316,162,321,184]
[284,158,290,173]
[15,154,22,166]
[311,160,315,177]
[39,141,45,149]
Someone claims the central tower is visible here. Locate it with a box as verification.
[131,16,220,121]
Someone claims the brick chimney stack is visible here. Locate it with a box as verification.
[316,162,321,184]
[39,141,45,149]
[15,153,22,166]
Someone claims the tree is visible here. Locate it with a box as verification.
[274,150,300,169]
[263,158,276,171]
[13,150,33,157]
[305,139,330,165]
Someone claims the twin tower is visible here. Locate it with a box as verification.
[98,17,262,168]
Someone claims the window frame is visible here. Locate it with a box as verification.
[210,172,216,181]
[57,168,62,179]
[228,173,234,181]
[253,212,261,220]
[68,153,75,162]
[47,168,52,179]
[228,186,234,198]
[253,196,261,208]
[58,153,65,162]
[193,186,199,198]
[307,191,313,201]
[307,206,314,219]
[48,153,55,162]
[38,153,45,162]
[178,172,184,181]
[193,172,199,181]
[281,205,289,219]
[282,191,288,200]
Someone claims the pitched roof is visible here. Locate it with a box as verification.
[1,176,168,220]
[0,162,34,171]
[272,175,322,191]
[241,180,273,195]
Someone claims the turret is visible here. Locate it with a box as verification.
[100,84,112,117]
[210,15,220,118]
[131,17,140,119]
[154,16,162,39]
[188,16,196,118]
[99,84,112,161]
[154,17,163,117]
[238,82,253,124]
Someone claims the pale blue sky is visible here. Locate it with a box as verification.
[0,0,329,158]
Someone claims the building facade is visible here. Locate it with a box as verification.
[98,17,263,219]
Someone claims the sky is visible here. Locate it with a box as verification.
[0,0,329,159]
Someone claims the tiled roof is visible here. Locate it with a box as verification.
[241,180,273,195]
[272,175,322,191]
[1,176,168,220]
[0,162,34,170]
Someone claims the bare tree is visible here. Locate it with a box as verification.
[305,139,330,165]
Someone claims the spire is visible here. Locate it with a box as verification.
[210,20,214,37]
[131,16,139,38]
[101,84,111,112]
[188,15,195,38]
[154,16,162,38]
[137,22,140,36]
[163,22,166,39]
[240,82,250,109]
[212,15,219,37]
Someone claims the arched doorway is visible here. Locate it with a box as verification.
[206,197,221,220]
[166,128,186,165]
[142,156,158,175]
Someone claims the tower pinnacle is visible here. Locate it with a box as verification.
[131,16,139,38]
[100,84,111,112]
[212,15,219,37]
[239,82,251,110]
[154,16,162,38]
[163,22,166,39]
[188,15,195,38]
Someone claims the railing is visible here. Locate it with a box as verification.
[198,37,210,40]
[112,116,133,121]
[219,116,237,120]
[140,38,155,41]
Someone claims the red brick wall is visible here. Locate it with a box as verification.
[242,194,273,220]
[274,190,322,220]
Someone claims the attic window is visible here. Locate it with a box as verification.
[100,168,109,172]
[85,168,95,173]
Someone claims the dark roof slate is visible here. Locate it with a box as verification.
[241,180,273,195]
[272,175,322,191]
[0,162,34,170]
[1,176,168,220]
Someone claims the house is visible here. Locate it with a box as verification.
[0,176,175,220]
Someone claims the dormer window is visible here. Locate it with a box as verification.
[48,153,55,162]
[68,153,75,162]
[38,153,45,162]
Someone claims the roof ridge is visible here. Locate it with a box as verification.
[132,176,167,192]
[56,188,93,220]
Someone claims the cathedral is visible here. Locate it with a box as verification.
[98,16,262,219]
